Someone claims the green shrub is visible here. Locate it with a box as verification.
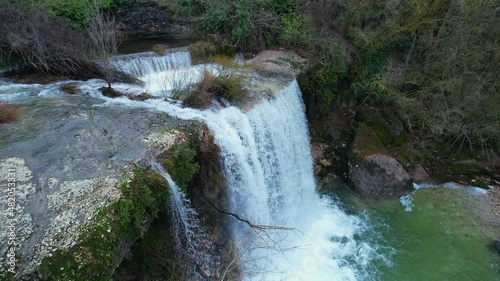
[298,43,348,113]
[33,0,126,29]
[188,41,218,64]
[196,0,304,49]
[280,13,313,47]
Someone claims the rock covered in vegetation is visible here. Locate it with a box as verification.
[350,154,412,199]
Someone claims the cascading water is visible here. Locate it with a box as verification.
[111,49,218,96]
[151,162,213,279]
[201,82,376,281]
[111,49,192,78]
[97,51,380,280]
[1,51,382,280]
[3,50,500,281]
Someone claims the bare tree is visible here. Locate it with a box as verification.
[0,2,97,77]
[86,2,121,90]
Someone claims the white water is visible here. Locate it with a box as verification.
[209,82,375,281]
[112,50,219,97]
[151,163,213,279]
[2,51,381,280]
[111,49,192,77]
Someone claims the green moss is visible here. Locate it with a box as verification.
[358,108,408,147]
[162,141,199,194]
[352,122,387,158]
[430,161,492,188]
[38,168,170,281]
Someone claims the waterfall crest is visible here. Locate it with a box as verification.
[112,49,192,78]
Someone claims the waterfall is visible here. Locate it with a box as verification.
[199,81,375,281]
[112,49,192,78]
[151,163,213,279]
[3,50,379,280]
[112,49,219,97]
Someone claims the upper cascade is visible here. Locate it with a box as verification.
[111,48,192,78]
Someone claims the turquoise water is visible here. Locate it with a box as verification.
[331,187,500,281]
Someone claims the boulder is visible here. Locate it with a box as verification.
[494,240,500,254]
[412,164,435,185]
[350,154,412,200]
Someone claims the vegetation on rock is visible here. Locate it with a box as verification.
[37,168,170,280]
[161,140,200,194]
[173,70,245,109]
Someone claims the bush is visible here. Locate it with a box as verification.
[298,43,348,113]
[188,41,218,64]
[196,0,307,49]
[280,13,313,47]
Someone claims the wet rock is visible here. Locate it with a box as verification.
[314,165,322,176]
[350,154,412,200]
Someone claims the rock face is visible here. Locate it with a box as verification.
[114,2,193,40]
[0,92,190,278]
[245,50,307,76]
[412,164,435,185]
[350,154,412,200]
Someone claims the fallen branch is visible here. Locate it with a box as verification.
[202,196,295,231]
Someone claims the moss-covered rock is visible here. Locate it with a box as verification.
[37,168,170,281]
[161,141,199,195]
[352,122,388,158]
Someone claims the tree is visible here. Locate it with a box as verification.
[86,2,121,90]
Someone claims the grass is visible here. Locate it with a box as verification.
[0,103,21,124]
[174,70,245,109]
[99,87,123,98]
